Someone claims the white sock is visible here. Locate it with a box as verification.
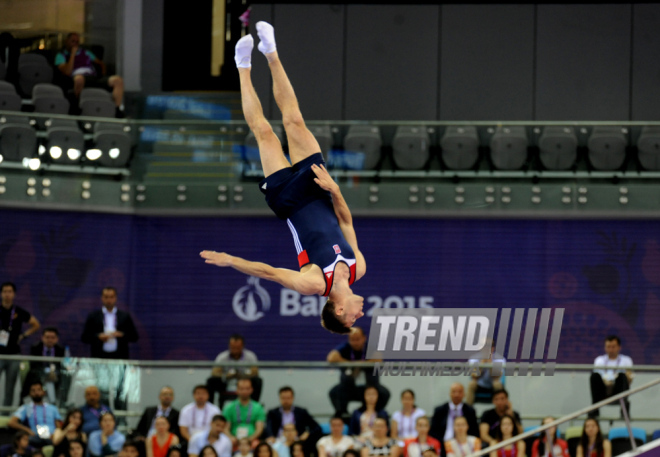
[235,35,254,68]
[256,21,277,55]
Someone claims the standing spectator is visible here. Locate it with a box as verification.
[136,387,180,439]
[361,418,399,457]
[146,417,180,457]
[403,417,441,457]
[0,431,35,457]
[530,417,568,457]
[21,327,65,406]
[87,412,125,457]
[576,419,611,457]
[589,335,633,417]
[328,328,390,418]
[9,381,62,447]
[317,416,354,457]
[272,424,299,457]
[265,386,320,447]
[52,409,87,457]
[466,342,505,406]
[0,282,40,407]
[444,417,480,457]
[187,415,231,457]
[349,386,389,444]
[222,378,266,447]
[80,386,112,435]
[487,416,524,457]
[179,386,221,442]
[430,383,478,443]
[391,390,425,444]
[207,334,262,407]
[478,390,522,446]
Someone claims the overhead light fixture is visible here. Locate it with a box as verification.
[49,146,62,159]
[86,149,102,161]
[67,149,81,160]
[109,148,120,159]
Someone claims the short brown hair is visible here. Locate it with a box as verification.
[321,299,350,334]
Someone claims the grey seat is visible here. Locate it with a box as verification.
[343,125,382,170]
[0,123,37,162]
[33,83,65,98]
[490,126,528,170]
[80,88,113,102]
[46,124,85,164]
[80,98,116,118]
[0,81,14,92]
[0,91,21,112]
[18,54,49,66]
[636,126,660,171]
[440,126,479,170]
[94,129,132,167]
[17,56,53,96]
[392,126,430,170]
[587,126,627,171]
[308,125,332,156]
[538,126,578,170]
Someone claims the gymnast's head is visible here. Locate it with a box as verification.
[321,288,365,334]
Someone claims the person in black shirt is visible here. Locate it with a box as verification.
[135,386,181,439]
[478,389,522,447]
[0,282,40,407]
[21,327,66,405]
[327,328,390,419]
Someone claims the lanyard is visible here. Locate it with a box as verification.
[401,410,416,437]
[455,439,473,457]
[89,406,108,418]
[31,404,47,427]
[236,402,253,425]
[193,405,208,429]
[588,443,596,457]
[3,306,16,332]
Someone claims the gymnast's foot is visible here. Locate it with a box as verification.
[235,34,254,68]
[256,21,277,62]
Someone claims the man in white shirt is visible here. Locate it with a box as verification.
[188,414,232,457]
[179,385,222,441]
[589,335,633,417]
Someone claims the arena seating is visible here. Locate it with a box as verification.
[392,125,431,170]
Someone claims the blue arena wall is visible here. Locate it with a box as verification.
[1,208,659,363]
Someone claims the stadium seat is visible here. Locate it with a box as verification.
[309,125,332,157]
[46,122,85,164]
[490,126,528,170]
[0,81,14,92]
[79,88,116,119]
[32,84,70,128]
[33,83,66,98]
[609,427,646,456]
[440,126,480,170]
[652,429,660,441]
[0,89,21,112]
[538,126,578,170]
[93,124,132,167]
[80,88,113,102]
[565,426,583,457]
[0,121,37,162]
[392,125,430,170]
[343,124,382,170]
[17,54,53,97]
[636,126,660,171]
[587,127,627,171]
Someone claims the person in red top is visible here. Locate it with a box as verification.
[488,415,524,457]
[201,22,366,334]
[576,419,611,457]
[531,417,568,457]
[403,417,441,457]
[146,417,179,457]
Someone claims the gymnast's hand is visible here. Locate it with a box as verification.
[311,163,339,194]
[200,250,233,267]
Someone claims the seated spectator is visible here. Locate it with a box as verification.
[344,451,360,457]
[9,380,63,447]
[0,431,35,457]
[361,418,399,457]
[403,417,440,457]
[199,446,219,457]
[576,419,611,457]
[479,389,522,446]
[53,409,88,457]
[188,415,231,457]
[272,424,298,457]
[487,415,524,457]
[466,341,505,406]
[165,446,183,457]
[317,416,354,457]
[208,334,262,407]
[69,440,85,457]
[87,412,125,457]
[530,417,568,457]
[223,378,266,447]
[291,441,306,457]
[233,439,253,457]
[179,385,221,442]
[444,417,480,457]
[136,387,180,439]
[265,386,320,450]
[328,328,390,419]
[349,386,389,443]
[146,417,180,457]
[589,335,633,417]
[54,33,124,111]
[253,443,275,457]
[122,442,141,457]
[391,390,425,444]
[429,383,478,443]
[81,386,112,435]
[21,327,65,406]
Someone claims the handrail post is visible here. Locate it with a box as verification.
[620,397,636,452]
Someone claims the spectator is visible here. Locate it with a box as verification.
[179,385,221,442]
[391,390,425,443]
[530,417,568,457]
[328,328,390,418]
[136,387,180,439]
[430,383,478,443]
[403,417,440,457]
[265,386,320,447]
[9,380,63,447]
[187,415,231,457]
[272,424,298,457]
[21,327,65,406]
[121,442,141,457]
[361,418,399,457]
[233,438,252,457]
[198,447,219,457]
[344,451,360,457]
[87,412,125,457]
[208,334,262,407]
[53,409,88,457]
[349,386,389,443]
[0,282,40,407]
[317,416,354,457]
[69,441,85,457]
[146,417,180,457]
[589,335,633,417]
[80,386,112,435]
[54,33,124,110]
[466,341,505,406]
[165,446,183,457]
[0,431,35,457]
[487,415,524,457]
[291,441,306,457]
[478,389,522,446]
[223,378,266,447]
[253,443,275,457]
[444,416,480,457]
[576,419,611,457]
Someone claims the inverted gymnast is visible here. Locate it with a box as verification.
[200,22,365,334]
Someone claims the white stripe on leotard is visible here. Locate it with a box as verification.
[286,218,303,254]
